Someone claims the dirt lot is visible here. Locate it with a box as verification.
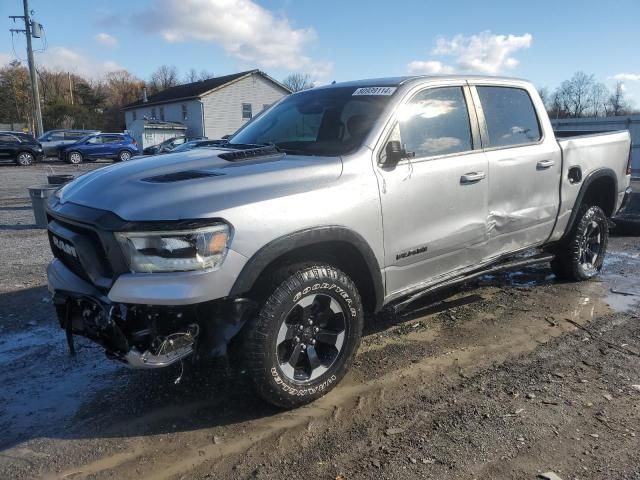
[1,164,639,480]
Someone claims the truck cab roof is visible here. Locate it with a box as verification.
[314,75,529,91]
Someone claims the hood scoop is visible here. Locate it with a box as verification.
[142,170,224,183]
[218,144,281,161]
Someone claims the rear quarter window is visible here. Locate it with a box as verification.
[476,86,541,148]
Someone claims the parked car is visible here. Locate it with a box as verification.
[0,131,44,166]
[58,133,139,164]
[142,136,207,155]
[46,75,632,408]
[38,129,99,157]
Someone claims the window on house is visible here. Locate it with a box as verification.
[159,107,165,121]
[242,103,252,119]
[182,104,188,121]
[132,111,137,121]
[151,107,156,119]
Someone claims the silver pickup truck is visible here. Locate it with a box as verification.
[46,75,633,407]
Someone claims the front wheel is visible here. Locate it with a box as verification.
[551,204,609,281]
[242,264,364,408]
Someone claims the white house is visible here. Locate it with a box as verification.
[123,69,291,141]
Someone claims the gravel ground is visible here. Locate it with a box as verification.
[0,164,638,480]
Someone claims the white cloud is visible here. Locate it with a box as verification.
[132,0,331,82]
[37,47,122,78]
[95,32,118,48]
[407,60,455,75]
[408,31,532,76]
[611,73,640,82]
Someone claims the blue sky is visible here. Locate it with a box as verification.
[2,0,639,104]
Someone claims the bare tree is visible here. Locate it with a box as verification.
[0,60,32,126]
[282,73,313,92]
[589,82,609,117]
[148,65,179,94]
[607,81,630,116]
[554,71,596,118]
[537,86,550,110]
[183,68,215,84]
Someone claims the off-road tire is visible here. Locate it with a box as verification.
[67,151,83,164]
[15,151,34,166]
[551,204,609,281]
[242,264,364,408]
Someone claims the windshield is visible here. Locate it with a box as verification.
[228,86,394,156]
[39,132,61,141]
[75,134,94,143]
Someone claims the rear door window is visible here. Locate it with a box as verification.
[476,86,541,148]
[398,87,473,159]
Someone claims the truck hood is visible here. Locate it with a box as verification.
[57,148,343,221]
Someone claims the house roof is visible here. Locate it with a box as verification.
[123,69,291,110]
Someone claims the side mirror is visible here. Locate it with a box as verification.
[382,140,413,167]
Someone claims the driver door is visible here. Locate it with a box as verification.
[376,84,489,298]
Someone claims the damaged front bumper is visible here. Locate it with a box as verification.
[48,260,255,368]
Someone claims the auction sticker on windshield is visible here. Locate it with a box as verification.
[352,87,397,96]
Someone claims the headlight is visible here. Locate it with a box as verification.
[115,223,230,273]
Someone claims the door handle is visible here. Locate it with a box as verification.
[536,159,555,170]
[460,171,486,184]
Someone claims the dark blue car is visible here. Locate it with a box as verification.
[58,133,139,164]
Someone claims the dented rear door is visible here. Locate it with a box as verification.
[470,83,562,258]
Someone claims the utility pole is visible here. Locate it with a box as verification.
[9,0,43,136]
[68,72,74,105]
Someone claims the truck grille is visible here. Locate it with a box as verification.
[49,231,89,281]
[47,217,114,287]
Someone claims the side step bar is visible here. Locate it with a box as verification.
[392,252,555,314]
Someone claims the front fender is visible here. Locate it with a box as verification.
[229,226,384,312]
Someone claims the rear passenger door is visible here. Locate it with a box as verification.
[101,135,125,157]
[471,84,562,258]
[376,84,489,298]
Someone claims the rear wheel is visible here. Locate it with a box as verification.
[241,264,364,408]
[551,204,609,281]
[16,151,34,166]
[67,151,83,164]
[117,150,132,162]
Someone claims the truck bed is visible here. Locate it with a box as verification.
[550,130,631,240]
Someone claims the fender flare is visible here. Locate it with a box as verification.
[229,226,385,312]
[562,167,618,239]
